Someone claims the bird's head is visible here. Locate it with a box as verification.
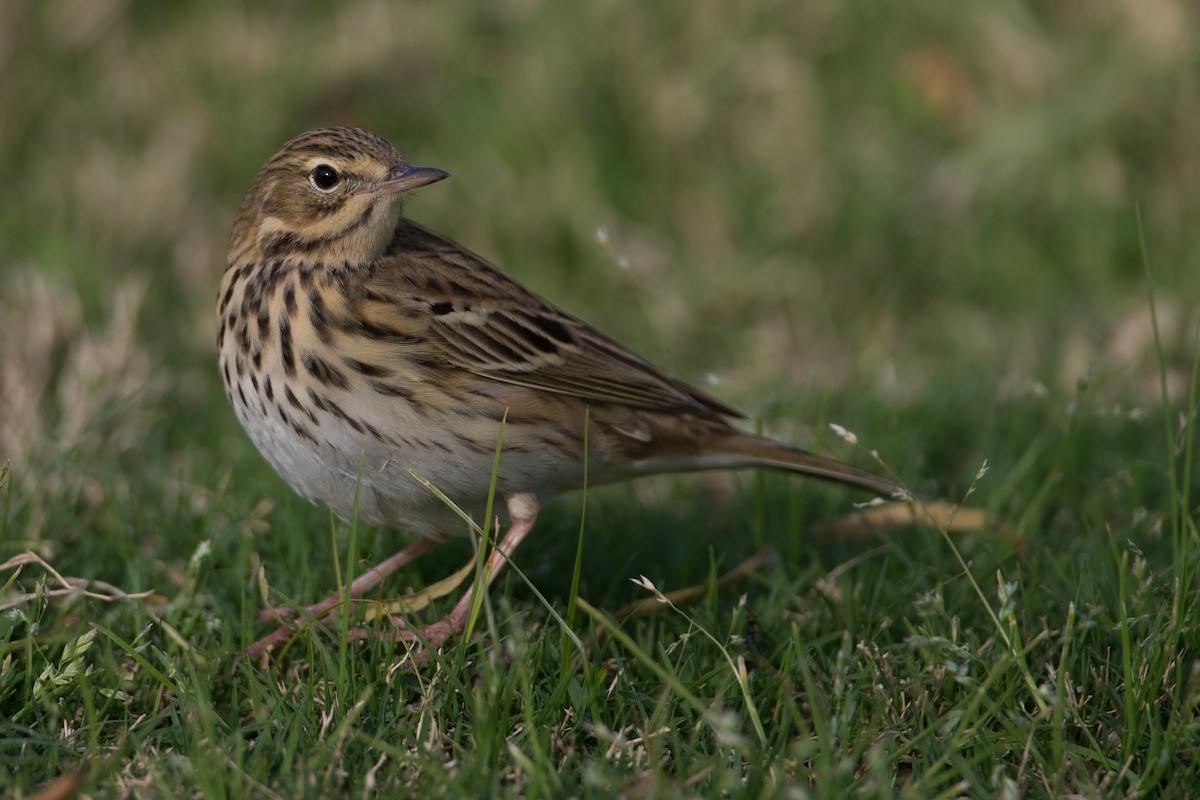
[229,127,448,265]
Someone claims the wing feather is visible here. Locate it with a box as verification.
[356,220,744,419]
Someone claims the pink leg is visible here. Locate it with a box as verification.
[245,535,441,660]
[349,493,540,664]
[256,536,441,622]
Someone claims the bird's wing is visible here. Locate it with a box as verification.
[357,220,744,419]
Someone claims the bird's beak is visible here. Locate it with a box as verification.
[371,164,450,197]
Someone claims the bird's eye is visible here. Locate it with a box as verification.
[309,164,340,191]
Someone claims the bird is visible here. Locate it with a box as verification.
[218,126,907,661]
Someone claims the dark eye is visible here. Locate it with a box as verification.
[309,164,340,191]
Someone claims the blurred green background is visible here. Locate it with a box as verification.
[4,0,1195,449]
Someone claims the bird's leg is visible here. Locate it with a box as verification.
[245,535,441,660]
[350,492,540,664]
[256,536,441,622]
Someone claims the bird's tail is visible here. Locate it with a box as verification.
[629,429,907,498]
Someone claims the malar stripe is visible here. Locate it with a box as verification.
[262,212,374,258]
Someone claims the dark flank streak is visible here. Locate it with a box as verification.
[413,354,448,370]
[302,351,350,389]
[369,380,415,401]
[306,387,331,413]
[263,375,274,402]
[550,424,575,442]
[345,358,390,377]
[362,420,386,442]
[291,421,319,444]
[475,403,509,422]
[455,434,494,456]
[285,384,318,424]
[324,397,366,434]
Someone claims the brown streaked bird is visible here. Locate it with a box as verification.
[219,126,907,661]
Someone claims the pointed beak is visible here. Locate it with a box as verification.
[371,164,450,197]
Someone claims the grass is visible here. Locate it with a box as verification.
[3,0,1200,796]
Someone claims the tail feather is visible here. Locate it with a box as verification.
[629,430,906,498]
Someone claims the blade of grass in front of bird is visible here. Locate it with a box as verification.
[561,407,589,678]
